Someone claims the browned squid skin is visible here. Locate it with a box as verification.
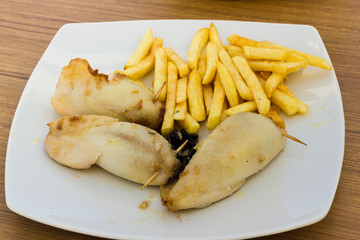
[51,58,164,130]
[160,112,286,211]
[45,115,180,185]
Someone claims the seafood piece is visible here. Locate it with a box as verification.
[161,112,286,211]
[45,115,179,185]
[51,58,164,130]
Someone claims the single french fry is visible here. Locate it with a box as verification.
[174,101,187,120]
[188,69,206,122]
[164,47,189,77]
[121,37,163,79]
[161,62,178,136]
[187,28,209,69]
[247,60,301,74]
[207,73,225,130]
[243,46,290,61]
[176,76,188,104]
[198,53,207,79]
[224,101,258,116]
[266,105,286,129]
[125,28,153,69]
[153,48,167,102]
[224,45,244,53]
[260,41,332,70]
[270,89,299,115]
[209,22,223,52]
[227,34,259,47]
[176,112,200,135]
[232,56,270,115]
[227,50,246,58]
[264,72,285,98]
[277,84,308,114]
[203,84,213,115]
[220,100,228,122]
[216,60,239,107]
[202,42,218,84]
[218,48,253,100]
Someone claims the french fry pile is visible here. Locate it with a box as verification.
[117,23,332,136]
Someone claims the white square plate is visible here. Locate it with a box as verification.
[5,20,344,240]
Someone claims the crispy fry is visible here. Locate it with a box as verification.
[153,48,167,102]
[164,47,189,77]
[218,48,253,100]
[207,73,225,130]
[227,50,246,58]
[243,46,290,61]
[286,52,307,68]
[120,37,163,79]
[187,28,209,69]
[198,53,207,79]
[220,100,228,122]
[216,60,239,107]
[209,22,223,52]
[188,69,206,122]
[227,34,259,47]
[161,62,178,136]
[203,84,213,115]
[266,105,286,129]
[125,28,153,69]
[202,42,218,84]
[264,72,285,98]
[277,84,308,114]
[176,76,188,104]
[247,60,301,74]
[260,41,332,70]
[224,101,258,116]
[174,101,187,120]
[232,56,270,115]
[224,45,244,53]
[176,112,200,135]
[270,89,299,115]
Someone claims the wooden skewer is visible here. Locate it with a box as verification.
[153,81,166,102]
[175,139,188,154]
[141,170,160,190]
[279,128,307,146]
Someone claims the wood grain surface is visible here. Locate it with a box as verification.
[1,0,359,239]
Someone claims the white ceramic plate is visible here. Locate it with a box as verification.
[5,20,344,240]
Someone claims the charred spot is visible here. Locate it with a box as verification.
[56,118,64,131]
[69,116,82,122]
[134,99,143,110]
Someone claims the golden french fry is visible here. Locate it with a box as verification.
[224,101,257,116]
[266,105,286,129]
[202,42,218,84]
[207,73,225,130]
[218,48,253,100]
[188,69,206,121]
[176,112,200,135]
[216,60,239,107]
[232,56,270,115]
[125,28,153,69]
[277,84,308,114]
[247,60,301,74]
[203,84,213,115]
[164,47,189,77]
[161,62,178,136]
[187,28,209,69]
[243,46,290,61]
[227,34,259,47]
[220,100,228,122]
[153,48,167,102]
[260,41,332,70]
[176,76,188,104]
[209,22,223,51]
[174,101,187,120]
[120,37,163,79]
[271,89,299,115]
[227,50,246,58]
[286,52,307,68]
[224,45,244,53]
[198,53,207,79]
[264,72,285,98]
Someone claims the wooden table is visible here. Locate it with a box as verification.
[1,0,359,239]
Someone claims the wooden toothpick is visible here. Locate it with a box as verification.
[141,170,160,190]
[279,128,307,146]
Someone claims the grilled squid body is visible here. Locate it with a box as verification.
[45,115,179,185]
[51,58,164,130]
[161,112,286,211]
